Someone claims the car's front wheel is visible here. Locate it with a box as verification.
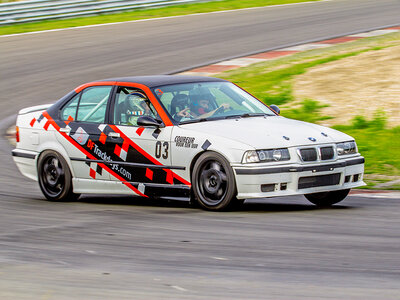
[192,152,238,211]
[304,189,350,207]
[38,150,80,201]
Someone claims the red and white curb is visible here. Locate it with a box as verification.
[178,26,400,76]
[350,190,400,199]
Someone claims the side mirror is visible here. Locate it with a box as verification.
[137,116,163,127]
[269,104,280,115]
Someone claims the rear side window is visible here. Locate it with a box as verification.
[61,86,112,123]
[61,94,79,121]
[77,86,112,123]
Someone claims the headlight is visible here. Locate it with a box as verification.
[242,150,259,163]
[336,141,357,155]
[242,148,290,163]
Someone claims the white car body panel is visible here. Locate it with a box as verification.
[13,107,365,199]
[12,77,365,206]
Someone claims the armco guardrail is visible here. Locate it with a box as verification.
[0,0,207,25]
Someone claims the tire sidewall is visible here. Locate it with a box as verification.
[37,150,73,201]
[192,151,237,211]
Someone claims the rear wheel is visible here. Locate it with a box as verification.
[38,150,80,201]
[305,189,350,207]
[192,152,238,211]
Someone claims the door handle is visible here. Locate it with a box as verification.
[59,128,71,133]
[108,132,120,138]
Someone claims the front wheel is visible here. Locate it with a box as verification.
[192,152,238,211]
[304,189,350,207]
[38,150,80,201]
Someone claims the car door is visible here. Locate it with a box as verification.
[105,85,183,198]
[56,85,113,181]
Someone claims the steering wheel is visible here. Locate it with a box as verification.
[213,106,225,116]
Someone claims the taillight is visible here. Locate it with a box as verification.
[15,126,20,143]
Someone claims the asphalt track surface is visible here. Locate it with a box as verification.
[0,0,400,298]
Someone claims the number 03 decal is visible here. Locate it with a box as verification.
[155,141,169,159]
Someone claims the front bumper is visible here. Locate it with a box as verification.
[233,156,365,199]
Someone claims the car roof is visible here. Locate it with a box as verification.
[97,75,227,88]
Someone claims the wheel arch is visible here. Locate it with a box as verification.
[190,149,239,211]
[189,149,235,183]
[36,141,75,178]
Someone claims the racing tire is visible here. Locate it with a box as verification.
[304,189,350,207]
[192,151,238,211]
[38,150,80,202]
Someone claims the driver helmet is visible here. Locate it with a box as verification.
[126,92,148,116]
[189,86,215,115]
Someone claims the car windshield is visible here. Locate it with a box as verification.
[152,81,277,124]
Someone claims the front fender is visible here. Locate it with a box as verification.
[170,127,252,182]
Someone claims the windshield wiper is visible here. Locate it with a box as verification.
[241,113,267,118]
[180,118,210,124]
[224,113,267,119]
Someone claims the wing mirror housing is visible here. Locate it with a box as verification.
[269,104,280,115]
[137,116,164,127]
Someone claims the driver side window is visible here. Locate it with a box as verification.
[113,87,156,126]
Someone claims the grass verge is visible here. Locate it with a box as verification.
[0,0,319,35]
[217,32,400,189]
[333,114,400,188]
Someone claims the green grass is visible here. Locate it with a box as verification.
[334,114,400,178]
[224,51,373,106]
[217,32,400,188]
[339,126,400,189]
[281,101,400,182]
[0,0,319,35]
[219,33,400,105]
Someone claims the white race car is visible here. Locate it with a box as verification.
[12,76,365,210]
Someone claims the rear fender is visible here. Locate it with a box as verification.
[36,139,75,177]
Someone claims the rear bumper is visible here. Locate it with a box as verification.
[233,156,365,199]
[12,149,38,181]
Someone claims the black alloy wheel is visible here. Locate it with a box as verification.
[304,189,350,207]
[192,152,238,211]
[38,150,79,201]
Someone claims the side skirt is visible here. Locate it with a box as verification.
[72,178,191,199]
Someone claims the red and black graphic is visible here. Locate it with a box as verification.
[30,113,45,128]
[85,157,103,179]
[40,110,190,199]
[201,139,211,150]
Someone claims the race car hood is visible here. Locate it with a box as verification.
[180,116,354,149]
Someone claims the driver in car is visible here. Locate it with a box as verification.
[125,92,154,125]
[176,91,230,120]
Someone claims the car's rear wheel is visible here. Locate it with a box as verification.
[192,152,238,211]
[304,189,350,207]
[38,150,80,201]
